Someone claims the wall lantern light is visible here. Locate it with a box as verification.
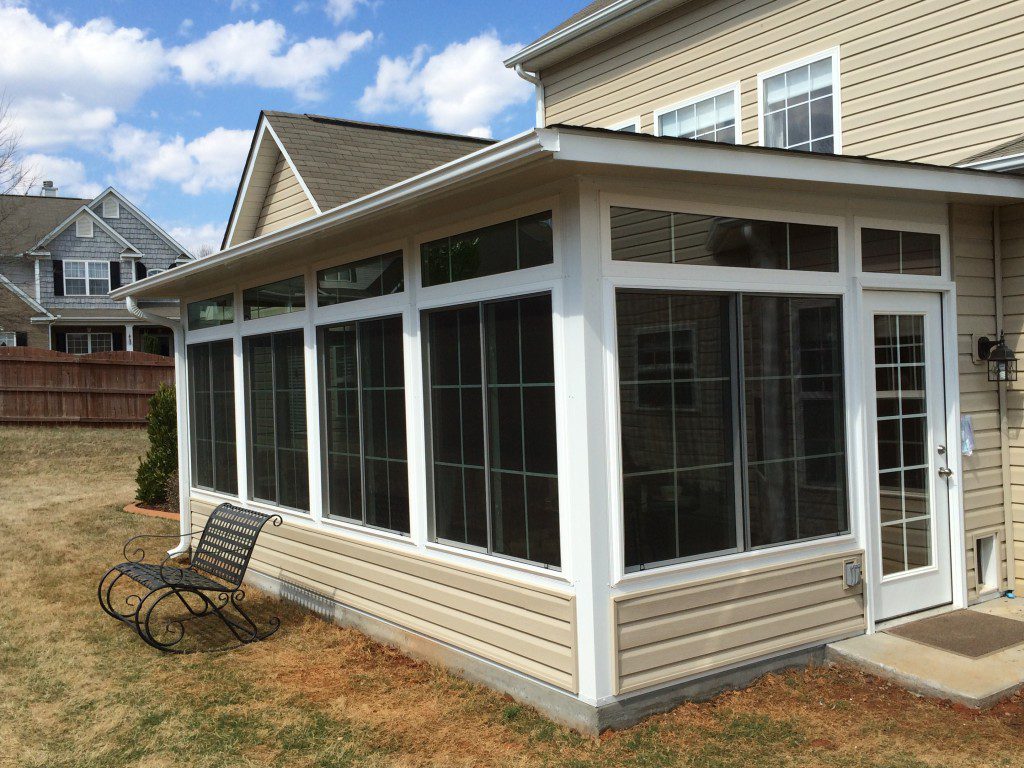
[978,332,1017,383]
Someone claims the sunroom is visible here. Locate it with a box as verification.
[114,126,1024,732]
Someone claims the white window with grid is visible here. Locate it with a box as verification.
[64,260,110,296]
[0,331,16,347]
[66,332,113,354]
[656,85,739,144]
[760,50,840,153]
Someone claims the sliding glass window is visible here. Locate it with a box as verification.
[617,290,847,571]
[188,340,237,495]
[245,329,309,511]
[320,315,409,533]
[424,294,560,568]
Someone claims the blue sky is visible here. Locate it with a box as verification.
[2,0,581,253]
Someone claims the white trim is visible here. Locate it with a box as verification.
[607,116,642,133]
[853,216,950,290]
[93,188,192,259]
[959,150,1024,173]
[653,81,741,143]
[264,119,322,215]
[62,259,111,297]
[64,330,114,354]
[32,205,138,254]
[757,47,843,154]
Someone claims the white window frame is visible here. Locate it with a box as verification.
[65,331,113,355]
[653,82,742,144]
[147,267,166,278]
[0,331,16,347]
[607,116,642,133]
[102,199,120,219]
[75,216,94,238]
[63,259,110,296]
[757,48,842,154]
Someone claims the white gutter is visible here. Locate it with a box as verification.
[112,128,558,301]
[515,64,545,128]
[126,296,192,558]
[959,151,1024,173]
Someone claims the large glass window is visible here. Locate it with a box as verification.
[321,315,409,533]
[617,290,847,570]
[421,211,553,287]
[188,294,234,329]
[862,228,941,276]
[425,294,560,567]
[64,260,110,296]
[611,207,838,272]
[762,54,837,153]
[188,340,238,495]
[245,329,309,510]
[658,89,737,143]
[318,251,404,306]
[243,276,306,320]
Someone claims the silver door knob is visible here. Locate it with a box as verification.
[938,467,954,478]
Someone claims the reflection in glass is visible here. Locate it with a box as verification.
[317,251,404,306]
[862,228,941,276]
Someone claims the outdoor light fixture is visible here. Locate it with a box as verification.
[978,332,1018,383]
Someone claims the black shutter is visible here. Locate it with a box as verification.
[135,261,145,281]
[110,261,120,290]
[112,328,125,351]
[52,260,64,296]
[15,331,27,346]
[54,330,67,352]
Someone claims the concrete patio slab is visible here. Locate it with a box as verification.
[828,598,1024,708]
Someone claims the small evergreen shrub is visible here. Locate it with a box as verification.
[136,384,177,505]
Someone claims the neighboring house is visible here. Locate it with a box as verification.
[0,184,192,354]
[115,2,1024,734]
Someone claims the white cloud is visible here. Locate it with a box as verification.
[324,0,365,24]
[10,96,117,150]
[109,126,252,196]
[169,20,373,100]
[359,32,532,138]
[168,222,224,256]
[18,153,103,198]
[229,0,260,12]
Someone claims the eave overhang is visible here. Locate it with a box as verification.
[113,127,1024,302]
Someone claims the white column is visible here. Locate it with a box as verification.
[233,287,249,501]
[173,323,192,548]
[125,324,135,351]
[558,181,615,704]
[304,265,324,521]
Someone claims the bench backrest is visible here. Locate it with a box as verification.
[191,504,278,588]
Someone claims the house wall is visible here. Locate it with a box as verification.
[254,153,316,238]
[952,203,1011,601]
[999,203,1024,593]
[191,498,579,692]
[0,285,47,347]
[540,0,1024,165]
[87,198,183,271]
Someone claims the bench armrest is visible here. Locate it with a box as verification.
[122,529,204,564]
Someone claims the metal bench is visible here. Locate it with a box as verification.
[98,503,282,653]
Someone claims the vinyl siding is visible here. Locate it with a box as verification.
[952,203,1010,601]
[999,204,1024,592]
[191,499,578,692]
[613,552,865,695]
[541,0,1024,165]
[253,153,316,238]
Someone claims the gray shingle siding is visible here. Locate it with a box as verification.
[88,198,184,268]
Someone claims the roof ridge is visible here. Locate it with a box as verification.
[264,111,495,144]
[0,193,90,201]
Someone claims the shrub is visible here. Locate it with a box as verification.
[136,384,177,505]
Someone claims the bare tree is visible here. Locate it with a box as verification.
[0,96,34,257]
[194,243,216,259]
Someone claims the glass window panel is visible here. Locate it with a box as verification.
[420,212,553,286]
[611,207,838,272]
[695,97,716,134]
[763,57,835,152]
[788,103,810,146]
[317,251,404,307]
[188,294,234,330]
[809,57,834,98]
[786,65,810,106]
[863,228,941,276]
[243,275,306,320]
[188,340,238,495]
[764,73,787,111]
[810,96,833,142]
[64,261,85,278]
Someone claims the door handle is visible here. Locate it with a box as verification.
[938,467,954,479]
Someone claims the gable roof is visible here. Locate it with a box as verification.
[960,134,1024,171]
[0,194,89,257]
[223,111,495,248]
[33,204,140,255]
[0,272,54,318]
[90,188,193,260]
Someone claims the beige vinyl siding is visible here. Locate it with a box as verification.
[253,153,316,238]
[613,552,865,694]
[952,204,1010,601]
[541,0,1024,165]
[999,204,1024,592]
[191,499,578,692]
[228,139,281,247]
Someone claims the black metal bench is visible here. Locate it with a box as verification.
[98,503,282,653]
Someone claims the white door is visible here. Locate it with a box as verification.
[864,291,953,621]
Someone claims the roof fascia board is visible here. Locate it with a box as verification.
[553,131,1024,199]
[263,118,322,215]
[0,272,53,317]
[32,205,139,254]
[93,187,193,258]
[222,114,268,250]
[959,151,1024,172]
[114,129,557,300]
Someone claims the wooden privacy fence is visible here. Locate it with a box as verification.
[0,348,174,427]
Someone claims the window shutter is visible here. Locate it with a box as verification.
[54,330,67,352]
[52,260,64,296]
[110,261,121,289]
[112,329,125,352]
[135,261,146,281]
[15,332,27,347]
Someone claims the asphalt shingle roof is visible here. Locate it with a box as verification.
[961,134,1024,166]
[264,112,495,211]
[529,0,620,45]
[0,194,88,257]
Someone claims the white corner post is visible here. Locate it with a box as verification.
[126,296,191,556]
[125,324,135,351]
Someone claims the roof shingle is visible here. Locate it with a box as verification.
[0,194,89,257]
[961,134,1024,166]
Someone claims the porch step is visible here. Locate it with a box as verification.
[827,598,1024,709]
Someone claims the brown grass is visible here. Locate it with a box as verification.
[3,425,1024,767]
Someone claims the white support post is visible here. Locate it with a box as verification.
[173,324,192,551]
[304,266,324,522]
[125,324,135,351]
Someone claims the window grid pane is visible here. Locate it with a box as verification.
[243,275,306,320]
[317,251,404,307]
[659,91,736,143]
[188,294,235,329]
[763,58,834,152]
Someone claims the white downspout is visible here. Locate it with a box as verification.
[515,64,545,128]
[126,296,192,558]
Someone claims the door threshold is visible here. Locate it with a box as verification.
[875,602,956,632]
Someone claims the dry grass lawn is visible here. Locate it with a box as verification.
[4,426,1024,767]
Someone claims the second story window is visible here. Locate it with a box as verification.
[657,86,738,143]
[761,51,839,153]
[63,260,110,296]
